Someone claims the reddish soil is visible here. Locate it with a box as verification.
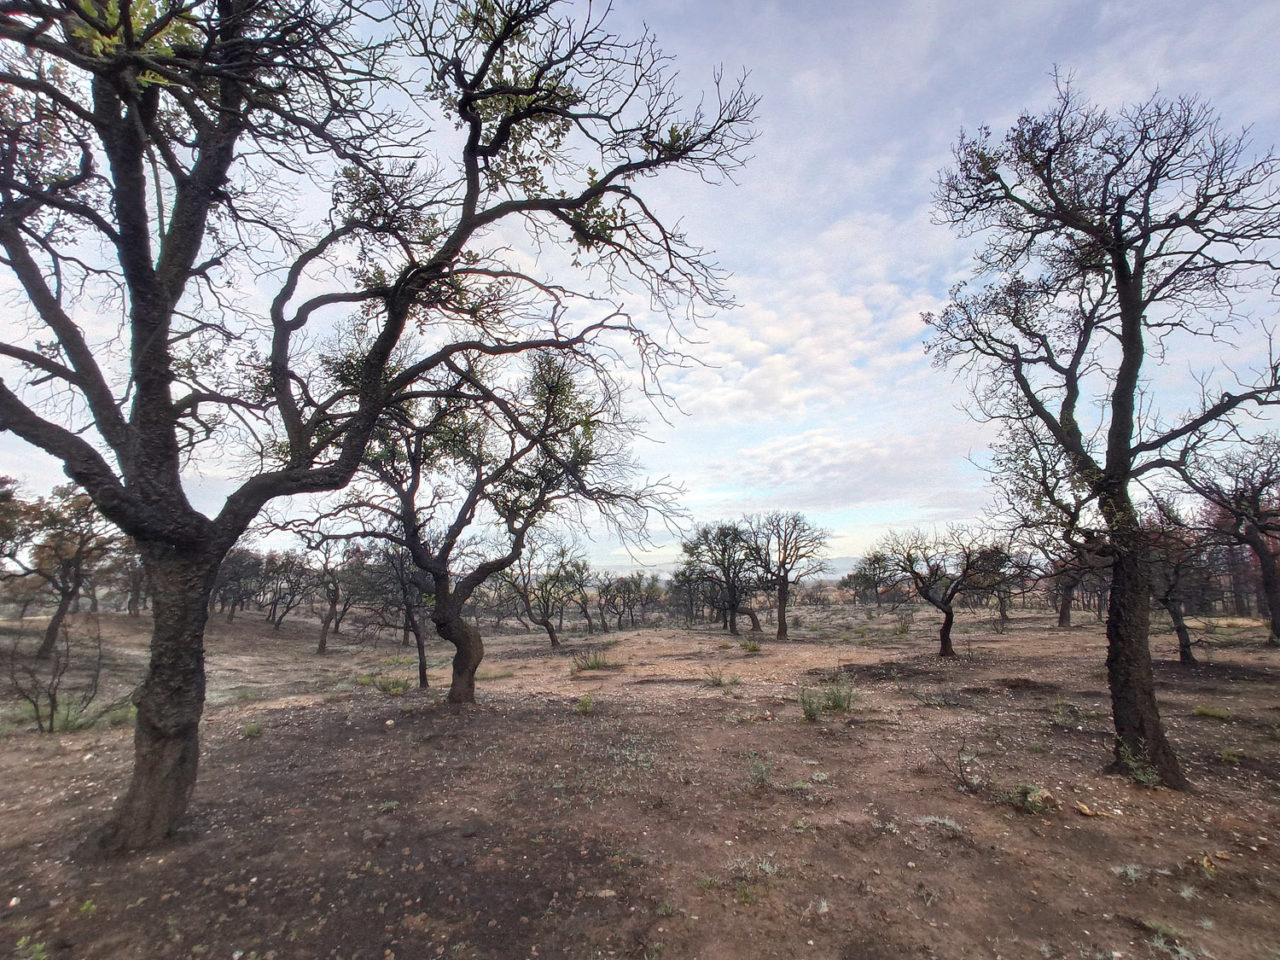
[2,608,1279,960]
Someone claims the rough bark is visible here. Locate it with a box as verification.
[776,582,790,642]
[434,610,483,704]
[938,607,956,658]
[1057,578,1075,628]
[1103,546,1189,788]
[89,544,220,855]
[1240,526,1280,643]
[1159,598,1196,665]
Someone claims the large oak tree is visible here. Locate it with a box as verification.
[926,81,1280,787]
[0,0,753,851]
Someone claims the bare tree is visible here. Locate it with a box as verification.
[1181,435,1280,644]
[926,80,1280,787]
[680,522,760,636]
[502,534,580,648]
[743,512,828,641]
[872,527,1009,657]
[0,0,753,849]
[298,352,672,700]
[0,485,116,658]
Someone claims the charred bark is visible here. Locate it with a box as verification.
[90,543,221,855]
[1103,546,1189,789]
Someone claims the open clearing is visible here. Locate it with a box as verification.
[2,608,1279,959]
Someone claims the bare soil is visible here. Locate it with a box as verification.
[2,607,1279,960]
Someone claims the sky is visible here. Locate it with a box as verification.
[3,0,1280,575]
[576,0,1280,571]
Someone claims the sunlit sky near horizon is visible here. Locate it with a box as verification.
[3,0,1280,576]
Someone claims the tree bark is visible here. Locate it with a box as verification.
[35,586,77,660]
[1159,598,1196,665]
[1240,526,1280,643]
[434,612,483,703]
[1104,545,1189,788]
[90,544,220,855]
[1056,577,1076,628]
[938,606,956,657]
[776,581,790,642]
[739,606,762,633]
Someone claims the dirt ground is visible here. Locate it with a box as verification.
[1,605,1279,960]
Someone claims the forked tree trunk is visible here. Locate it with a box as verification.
[1104,547,1188,789]
[92,544,220,855]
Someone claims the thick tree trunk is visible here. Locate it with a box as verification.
[92,545,220,855]
[1104,547,1188,788]
[938,606,956,657]
[1240,528,1280,643]
[739,606,762,633]
[776,582,790,642]
[434,606,483,704]
[1057,577,1076,628]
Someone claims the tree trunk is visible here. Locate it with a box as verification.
[938,606,956,657]
[317,605,334,655]
[739,606,761,633]
[1160,598,1195,665]
[1104,546,1188,788]
[776,581,790,642]
[727,604,738,636]
[1240,527,1280,643]
[91,544,220,855]
[35,587,76,660]
[1057,577,1076,628]
[414,623,428,689]
[433,601,483,704]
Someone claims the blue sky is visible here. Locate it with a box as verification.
[3,0,1279,573]
[580,0,1280,569]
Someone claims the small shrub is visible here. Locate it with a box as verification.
[15,938,49,960]
[999,783,1057,814]
[241,721,263,739]
[1219,747,1243,765]
[821,678,856,712]
[375,675,410,696]
[798,688,822,722]
[702,669,740,689]
[1192,705,1230,720]
[575,694,595,715]
[746,750,771,788]
[656,900,675,917]
[894,609,913,635]
[378,800,401,812]
[740,639,761,654]
[571,650,613,673]
[1111,863,1147,884]
[1117,741,1162,788]
[79,899,97,917]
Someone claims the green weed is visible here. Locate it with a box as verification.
[1192,705,1230,720]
